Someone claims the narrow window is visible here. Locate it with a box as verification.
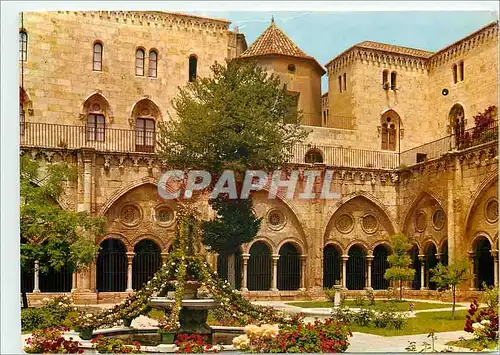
[452,64,457,84]
[136,49,145,76]
[343,73,347,91]
[459,61,464,81]
[19,31,28,62]
[382,70,389,88]
[86,114,105,141]
[93,42,103,71]
[390,72,397,90]
[136,118,155,152]
[323,112,327,125]
[338,75,342,93]
[381,123,388,150]
[148,50,157,78]
[20,103,26,135]
[388,123,397,151]
[189,55,197,82]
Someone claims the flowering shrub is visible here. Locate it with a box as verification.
[91,334,142,354]
[73,311,98,330]
[233,319,352,353]
[464,300,498,341]
[174,334,217,353]
[24,327,83,354]
[22,296,76,332]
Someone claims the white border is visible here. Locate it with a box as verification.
[1,1,499,353]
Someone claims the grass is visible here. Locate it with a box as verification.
[446,338,499,351]
[287,300,455,311]
[348,310,468,336]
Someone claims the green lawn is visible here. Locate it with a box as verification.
[287,300,454,311]
[348,310,467,336]
[446,338,499,351]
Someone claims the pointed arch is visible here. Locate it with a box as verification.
[323,191,397,240]
[129,97,163,126]
[80,91,113,119]
[464,171,498,231]
[98,177,178,216]
[402,190,446,234]
[131,233,168,252]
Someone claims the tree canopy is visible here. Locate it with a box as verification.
[384,233,416,301]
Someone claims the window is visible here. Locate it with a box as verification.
[452,64,458,84]
[381,117,397,151]
[338,75,342,93]
[19,31,28,62]
[459,61,464,81]
[382,70,389,89]
[343,73,347,91]
[288,64,296,73]
[305,149,324,164]
[86,114,105,141]
[390,72,397,90]
[148,50,157,78]
[93,42,103,71]
[136,49,145,76]
[323,111,327,125]
[189,55,197,82]
[135,118,155,152]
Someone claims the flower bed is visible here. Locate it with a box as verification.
[24,327,83,354]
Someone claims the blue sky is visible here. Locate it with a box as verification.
[188,11,498,91]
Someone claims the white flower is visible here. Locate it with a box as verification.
[480,319,491,326]
[58,302,63,306]
[472,322,485,330]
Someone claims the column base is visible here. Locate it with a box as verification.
[126,289,134,293]
[299,288,306,292]
[468,287,477,291]
[364,287,373,291]
[420,287,428,291]
[270,288,278,292]
[32,289,41,293]
[240,288,248,292]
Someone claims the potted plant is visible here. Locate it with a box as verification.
[74,312,97,340]
[122,317,134,327]
[157,315,179,344]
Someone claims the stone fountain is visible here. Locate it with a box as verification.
[148,280,220,341]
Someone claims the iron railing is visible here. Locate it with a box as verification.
[132,240,161,291]
[96,239,128,292]
[20,120,498,170]
[323,245,341,289]
[346,247,366,290]
[277,244,301,291]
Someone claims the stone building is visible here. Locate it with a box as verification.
[19,11,498,304]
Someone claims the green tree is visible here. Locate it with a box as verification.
[430,260,469,319]
[384,233,416,301]
[20,155,105,306]
[157,60,307,287]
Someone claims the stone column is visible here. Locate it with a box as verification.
[71,272,77,292]
[341,255,349,290]
[418,255,426,290]
[126,252,135,292]
[365,255,374,290]
[468,252,476,290]
[299,255,307,291]
[491,250,498,286]
[33,260,40,293]
[271,255,279,291]
[241,254,250,291]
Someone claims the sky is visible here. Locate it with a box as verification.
[187,11,498,92]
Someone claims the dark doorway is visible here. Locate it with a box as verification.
[97,238,127,292]
[475,238,494,289]
[323,245,341,288]
[347,245,366,290]
[410,245,421,290]
[372,245,390,290]
[278,243,301,290]
[425,244,438,290]
[441,241,449,266]
[133,240,161,290]
[247,242,272,291]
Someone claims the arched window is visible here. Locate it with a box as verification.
[277,243,301,291]
[372,245,390,290]
[459,61,464,81]
[82,93,111,142]
[449,104,465,147]
[323,245,341,288]
[452,64,458,84]
[132,240,161,290]
[346,245,366,290]
[97,238,127,292]
[338,75,342,93]
[381,114,399,151]
[148,50,158,78]
[305,148,324,164]
[382,70,389,89]
[136,118,155,152]
[247,242,272,291]
[93,42,103,71]
[189,55,197,82]
[19,31,28,62]
[390,72,397,90]
[136,49,145,76]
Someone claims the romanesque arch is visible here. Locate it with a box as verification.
[132,239,162,290]
[96,238,127,292]
[247,240,272,291]
[323,243,342,288]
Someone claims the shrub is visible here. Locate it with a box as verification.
[354,308,374,327]
[365,289,375,306]
[91,335,142,354]
[234,319,352,353]
[464,299,498,341]
[24,327,82,354]
[22,296,76,332]
[353,294,365,307]
[331,307,354,324]
[373,303,406,329]
[22,307,52,332]
[324,287,336,304]
[174,334,216,353]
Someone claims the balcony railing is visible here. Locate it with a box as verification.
[20,121,498,169]
[400,120,498,166]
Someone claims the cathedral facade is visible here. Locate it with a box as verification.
[19,11,499,304]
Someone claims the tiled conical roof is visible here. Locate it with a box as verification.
[239,19,325,74]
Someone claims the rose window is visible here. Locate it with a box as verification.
[336,214,354,233]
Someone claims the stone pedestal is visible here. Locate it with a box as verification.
[179,308,212,342]
[333,284,342,309]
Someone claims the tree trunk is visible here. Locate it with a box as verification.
[452,285,456,320]
[400,280,403,301]
[227,253,236,289]
[21,279,28,309]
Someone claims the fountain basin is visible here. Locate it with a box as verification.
[149,297,219,310]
